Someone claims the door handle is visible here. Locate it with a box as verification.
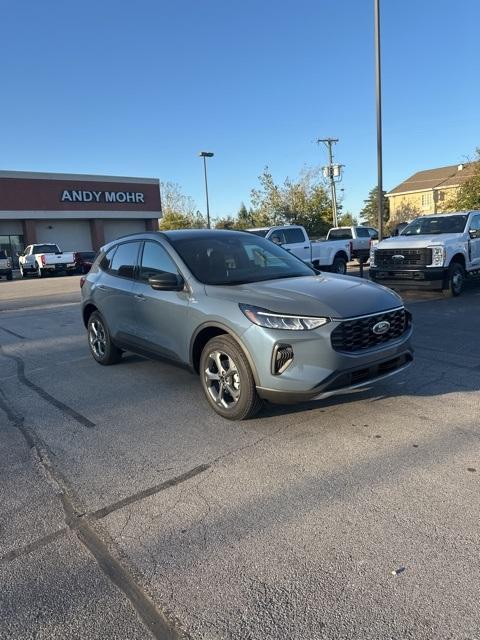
[97,284,108,291]
[303,246,309,249]
[135,293,147,301]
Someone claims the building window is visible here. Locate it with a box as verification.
[437,191,445,202]
[421,192,433,208]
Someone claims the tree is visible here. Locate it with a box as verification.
[159,182,206,230]
[214,216,236,229]
[448,150,480,211]
[160,210,206,230]
[359,186,389,227]
[248,166,333,237]
[337,212,358,226]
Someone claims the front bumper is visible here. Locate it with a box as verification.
[242,317,413,403]
[369,267,446,289]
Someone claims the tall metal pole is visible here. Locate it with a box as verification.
[374,0,384,240]
[202,155,211,229]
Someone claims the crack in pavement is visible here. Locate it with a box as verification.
[0,527,68,563]
[0,391,185,640]
[90,465,211,520]
[0,326,28,340]
[0,344,95,429]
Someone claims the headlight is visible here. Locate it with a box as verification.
[369,246,376,267]
[429,246,445,267]
[239,304,329,331]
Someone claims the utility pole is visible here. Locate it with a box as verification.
[317,137,342,227]
[374,0,384,239]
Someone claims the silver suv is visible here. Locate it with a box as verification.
[81,230,413,420]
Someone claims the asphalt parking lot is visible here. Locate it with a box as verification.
[1,273,480,639]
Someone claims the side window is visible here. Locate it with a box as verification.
[99,247,116,272]
[368,228,379,240]
[283,228,306,244]
[108,241,141,279]
[470,215,480,231]
[139,241,178,282]
[356,227,370,238]
[269,230,286,245]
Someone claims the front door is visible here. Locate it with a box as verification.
[281,227,311,262]
[468,214,480,268]
[131,240,190,362]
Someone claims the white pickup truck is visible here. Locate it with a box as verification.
[19,243,76,278]
[247,224,351,273]
[326,225,378,262]
[369,211,480,297]
[0,250,13,280]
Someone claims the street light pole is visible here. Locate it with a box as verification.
[374,0,384,240]
[198,151,214,228]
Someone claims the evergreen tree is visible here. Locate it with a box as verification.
[359,187,389,227]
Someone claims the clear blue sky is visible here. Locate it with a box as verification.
[2,0,479,219]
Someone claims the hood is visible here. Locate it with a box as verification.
[377,234,463,249]
[205,274,403,319]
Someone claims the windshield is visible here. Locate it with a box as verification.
[402,215,468,236]
[168,233,315,285]
[33,244,61,253]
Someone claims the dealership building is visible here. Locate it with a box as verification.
[0,170,161,263]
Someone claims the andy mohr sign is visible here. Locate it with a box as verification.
[61,189,145,204]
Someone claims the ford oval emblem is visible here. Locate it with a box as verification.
[392,254,405,261]
[372,320,390,335]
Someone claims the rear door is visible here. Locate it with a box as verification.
[130,240,190,362]
[93,240,141,342]
[281,227,311,262]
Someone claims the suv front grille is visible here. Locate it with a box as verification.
[331,308,410,353]
[375,248,432,268]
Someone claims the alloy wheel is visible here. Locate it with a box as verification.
[89,319,107,358]
[204,350,241,409]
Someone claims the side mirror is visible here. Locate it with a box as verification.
[469,229,480,240]
[148,272,184,291]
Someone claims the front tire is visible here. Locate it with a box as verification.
[442,262,464,297]
[200,335,263,420]
[87,311,123,365]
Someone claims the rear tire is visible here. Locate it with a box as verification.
[200,335,263,420]
[442,262,464,297]
[330,255,347,275]
[87,311,123,365]
[6,272,13,281]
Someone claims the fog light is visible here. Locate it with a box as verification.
[272,344,294,375]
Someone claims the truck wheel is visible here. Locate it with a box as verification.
[330,256,347,275]
[442,262,464,297]
[200,335,263,420]
[6,272,13,281]
[87,311,123,365]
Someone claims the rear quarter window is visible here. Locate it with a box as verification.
[329,229,352,240]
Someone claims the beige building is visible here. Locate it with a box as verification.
[387,163,477,222]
